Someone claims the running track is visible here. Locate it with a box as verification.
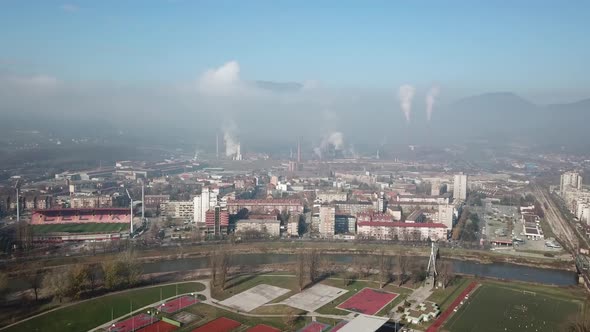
[426,282,478,332]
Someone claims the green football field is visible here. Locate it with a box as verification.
[3,282,205,332]
[32,223,128,234]
[443,283,583,332]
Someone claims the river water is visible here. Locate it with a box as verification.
[143,253,578,286]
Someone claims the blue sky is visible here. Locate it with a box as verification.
[1,1,589,101]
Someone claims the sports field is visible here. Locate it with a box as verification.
[336,288,398,315]
[3,282,205,332]
[191,317,241,332]
[32,222,128,234]
[157,295,199,313]
[443,283,582,332]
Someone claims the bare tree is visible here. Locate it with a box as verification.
[564,314,590,332]
[68,264,89,299]
[24,263,44,302]
[86,263,101,293]
[218,248,232,290]
[43,268,70,303]
[436,258,453,289]
[378,250,391,288]
[295,252,307,291]
[0,271,8,300]
[308,249,320,284]
[209,248,219,287]
[397,255,408,286]
[343,267,357,287]
[119,251,142,286]
[282,308,300,332]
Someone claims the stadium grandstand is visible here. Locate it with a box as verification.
[31,208,131,224]
[30,208,131,243]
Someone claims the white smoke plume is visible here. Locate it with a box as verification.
[426,86,440,121]
[314,131,344,159]
[398,84,415,124]
[222,121,239,157]
[323,131,344,150]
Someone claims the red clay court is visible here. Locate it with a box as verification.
[425,281,478,332]
[246,324,281,332]
[298,322,330,332]
[157,295,199,313]
[136,321,178,332]
[191,317,241,332]
[329,321,349,332]
[108,313,157,332]
[336,288,398,315]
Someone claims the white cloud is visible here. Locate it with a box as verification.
[61,4,79,12]
[197,61,242,96]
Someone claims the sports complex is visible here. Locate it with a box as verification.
[30,208,131,243]
[2,271,586,332]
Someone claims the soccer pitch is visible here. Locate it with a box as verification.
[32,223,128,234]
[444,283,582,332]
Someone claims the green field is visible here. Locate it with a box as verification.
[444,283,583,332]
[32,223,128,234]
[4,282,205,332]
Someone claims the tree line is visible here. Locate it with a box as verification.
[1,250,142,304]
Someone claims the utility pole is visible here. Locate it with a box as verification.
[126,189,134,235]
[141,181,145,222]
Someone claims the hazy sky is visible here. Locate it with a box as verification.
[1,1,589,102]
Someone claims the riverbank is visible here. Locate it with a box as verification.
[1,240,576,277]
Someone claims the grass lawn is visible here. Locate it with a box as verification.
[32,223,128,234]
[427,276,471,311]
[4,282,205,332]
[316,278,411,316]
[180,302,308,331]
[443,282,584,332]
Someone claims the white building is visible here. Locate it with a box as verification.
[319,206,335,238]
[235,219,280,237]
[164,201,194,220]
[437,204,457,229]
[193,187,220,224]
[560,171,583,195]
[317,190,349,203]
[357,222,448,241]
[453,174,467,200]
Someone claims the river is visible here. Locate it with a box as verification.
[143,253,578,286]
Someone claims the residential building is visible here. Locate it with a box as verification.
[205,206,229,237]
[560,171,583,194]
[317,190,349,203]
[453,174,468,200]
[357,222,448,241]
[70,195,113,209]
[236,219,280,237]
[163,201,194,220]
[319,206,335,238]
[226,199,303,214]
[335,215,356,234]
[193,187,219,224]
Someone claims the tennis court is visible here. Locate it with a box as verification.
[191,317,241,332]
[157,295,199,313]
[108,313,157,332]
[336,288,398,315]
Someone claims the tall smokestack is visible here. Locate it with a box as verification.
[297,137,301,163]
[216,133,219,159]
[141,181,145,221]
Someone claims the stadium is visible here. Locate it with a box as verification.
[30,208,131,243]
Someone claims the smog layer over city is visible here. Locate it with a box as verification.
[1,2,589,332]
